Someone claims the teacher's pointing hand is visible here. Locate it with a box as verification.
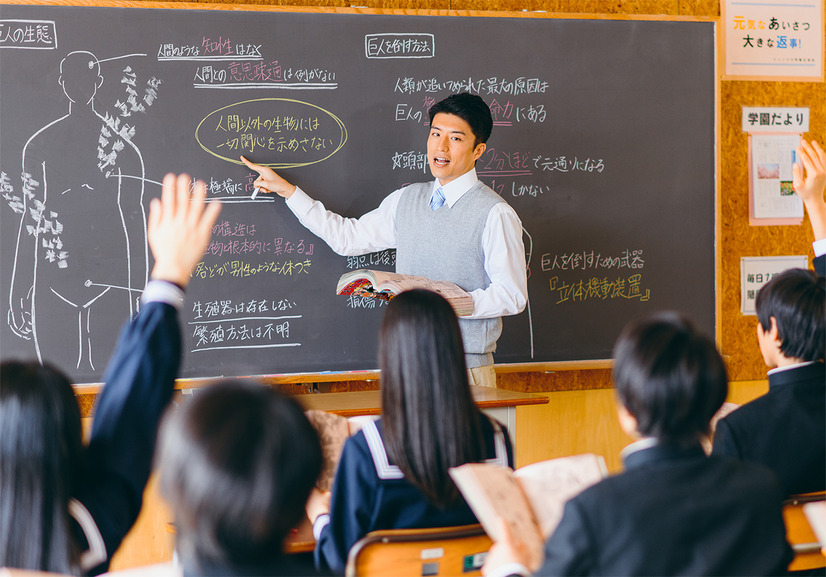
[241,156,298,199]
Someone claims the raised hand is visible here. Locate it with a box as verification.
[147,173,222,288]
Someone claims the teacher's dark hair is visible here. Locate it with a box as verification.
[428,92,493,148]
[379,289,484,507]
[157,380,322,571]
[0,360,84,573]
[756,268,825,362]
[612,312,727,448]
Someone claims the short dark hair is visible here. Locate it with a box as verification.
[612,312,728,447]
[379,289,483,507]
[0,360,84,573]
[756,268,825,362]
[157,380,322,571]
[428,93,493,148]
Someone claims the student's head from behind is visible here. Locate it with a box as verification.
[157,380,322,572]
[755,268,825,367]
[612,312,727,448]
[378,289,483,507]
[427,93,492,185]
[0,360,84,573]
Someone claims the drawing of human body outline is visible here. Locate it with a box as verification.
[8,50,148,371]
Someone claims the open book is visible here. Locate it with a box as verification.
[336,269,473,316]
[304,410,372,492]
[449,454,608,571]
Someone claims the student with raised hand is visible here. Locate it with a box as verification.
[0,174,220,575]
[709,138,825,497]
[242,93,528,388]
[305,289,514,575]
[483,312,792,577]
[711,268,825,495]
[156,380,324,577]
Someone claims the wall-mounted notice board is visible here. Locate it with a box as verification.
[0,2,717,382]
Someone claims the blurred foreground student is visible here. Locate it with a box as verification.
[157,381,323,576]
[0,174,219,574]
[306,289,514,574]
[483,312,792,577]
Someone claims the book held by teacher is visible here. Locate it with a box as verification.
[336,269,473,316]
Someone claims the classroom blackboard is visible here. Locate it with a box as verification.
[0,2,717,383]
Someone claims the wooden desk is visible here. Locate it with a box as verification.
[295,385,548,456]
[109,386,548,571]
[286,516,316,554]
[277,387,549,556]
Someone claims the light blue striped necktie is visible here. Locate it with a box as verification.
[430,186,445,211]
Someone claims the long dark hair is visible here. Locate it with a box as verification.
[0,360,84,573]
[379,289,484,507]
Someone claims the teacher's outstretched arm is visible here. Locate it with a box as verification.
[241,156,298,199]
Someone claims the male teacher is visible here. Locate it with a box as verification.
[242,93,528,388]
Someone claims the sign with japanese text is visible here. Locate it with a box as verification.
[742,107,809,133]
[723,0,823,81]
[741,256,808,314]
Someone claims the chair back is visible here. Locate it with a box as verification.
[784,491,826,571]
[345,524,492,577]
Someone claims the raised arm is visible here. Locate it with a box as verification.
[794,139,826,276]
[794,139,826,241]
[76,174,220,573]
[241,155,399,256]
[146,174,222,287]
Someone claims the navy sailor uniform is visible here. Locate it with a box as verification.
[70,283,182,575]
[314,416,513,574]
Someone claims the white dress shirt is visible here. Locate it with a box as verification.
[285,168,528,320]
[813,238,826,257]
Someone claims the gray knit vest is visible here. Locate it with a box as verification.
[395,181,505,368]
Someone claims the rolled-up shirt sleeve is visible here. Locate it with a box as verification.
[469,203,528,319]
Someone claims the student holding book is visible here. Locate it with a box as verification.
[483,312,792,577]
[0,174,220,574]
[711,138,825,496]
[241,93,528,388]
[157,380,324,577]
[305,289,514,574]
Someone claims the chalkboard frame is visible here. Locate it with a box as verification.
[0,0,720,382]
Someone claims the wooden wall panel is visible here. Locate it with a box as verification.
[720,81,824,381]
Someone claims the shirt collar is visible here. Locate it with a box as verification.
[620,437,658,460]
[767,360,817,376]
[433,167,479,208]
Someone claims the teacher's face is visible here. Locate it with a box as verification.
[427,112,486,186]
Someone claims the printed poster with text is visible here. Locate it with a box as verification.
[723,0,824,80]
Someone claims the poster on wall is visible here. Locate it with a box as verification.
[741,256,809,314]
[742,107,809,225]
[723,0,824,81]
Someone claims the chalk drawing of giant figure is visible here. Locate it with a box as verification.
[8,50,147,372]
